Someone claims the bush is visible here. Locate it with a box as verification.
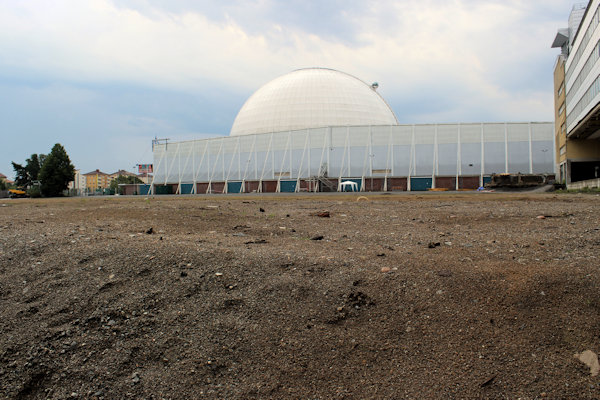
[27,186,42,198]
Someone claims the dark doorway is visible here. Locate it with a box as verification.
[570,160,600,182]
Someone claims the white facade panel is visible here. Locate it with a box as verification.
[153,122,555,192]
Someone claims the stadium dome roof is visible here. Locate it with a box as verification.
[230,68,398,136]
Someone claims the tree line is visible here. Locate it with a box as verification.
[11,143,75,197]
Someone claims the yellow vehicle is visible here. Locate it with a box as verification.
[8,189,28,198]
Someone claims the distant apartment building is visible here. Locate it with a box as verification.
[109,169,138,183]
[552,1,600,186]
[83,169,110,190]
[69,169,87,191]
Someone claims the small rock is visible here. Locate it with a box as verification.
[381,267,391,273]
[575,350,600,376]
[131,372,140,384]
[146,227,154,234]
[259,208,265,212]
[311,235,324,241]
[317,211,330,218]
[180,271,188,277]
[536,215,546,220]
[215,272,223,276]
[377,253,386,257]
[428,242,441,248]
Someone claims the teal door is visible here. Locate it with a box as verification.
[410,177,432,191]
[227,181,243,193]
[279,180,297,192]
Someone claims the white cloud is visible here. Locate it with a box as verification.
[0,1,564,100]
[0,0,569,174]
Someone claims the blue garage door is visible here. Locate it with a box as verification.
[410,177,432,191]
[227,181,243,193]
[180,183,194,194]
[137,185,151,195]
[279,180,297,192]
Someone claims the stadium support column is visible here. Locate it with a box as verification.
[194,141,208,194]
[338,128,348,191]
[456,123,461,190]
[384,125,393,191]
[296,130,309,192]
[276,132,291,193]
[347,127,352,183]
[408,125,415,191]
[150,143,166,196]
[367,125,373,192]
[289,131,293,184]
[192,142,196,194]
[176,144,182,194]
[432,124,438,189]
[237,136,241,184]
[504,122,509,173]
[224,138,240,193]
[327,127,332,179]
[222,137,226,182]
[307,129,311,190]
[206,140,211,194]
[528,122,533,174]
[259,133,274,193]
[480,123,484,187]
[166,142,179,186]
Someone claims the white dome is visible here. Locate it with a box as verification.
[230,68,398,136]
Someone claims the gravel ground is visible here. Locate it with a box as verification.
[0,193,599,399]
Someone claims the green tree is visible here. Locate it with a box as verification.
[110,174,143,194]
[26,153,45,182]
[12,162,29,188]
[0,178,6,190]
[11,153,45,188]
[38,144,75,197]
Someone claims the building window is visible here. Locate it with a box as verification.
[558,82,564,97]
[558,102,565,116]
[561,123,566,136]
[560,145,566,156]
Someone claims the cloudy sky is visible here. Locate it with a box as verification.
[0,0,574,177]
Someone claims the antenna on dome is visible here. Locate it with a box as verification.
[371,82,379,90]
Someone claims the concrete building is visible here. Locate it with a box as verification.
[552,1,600,187]
[68,169,87,191]
[83,169,110,190]
[150,68,554,194]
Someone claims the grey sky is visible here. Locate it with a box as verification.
[0,0,573,177]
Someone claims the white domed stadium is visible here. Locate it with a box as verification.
[147,68,555,195]
[230,68,399,136]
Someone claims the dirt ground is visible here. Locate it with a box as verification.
[1,192,599,399]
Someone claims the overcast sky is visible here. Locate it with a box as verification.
[0,0,575,178]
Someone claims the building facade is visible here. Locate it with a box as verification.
[152,122,554,194]
[151,68,555,194]
[68,169,87,191]
[553,1,600,186]
[83,169,110,190]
